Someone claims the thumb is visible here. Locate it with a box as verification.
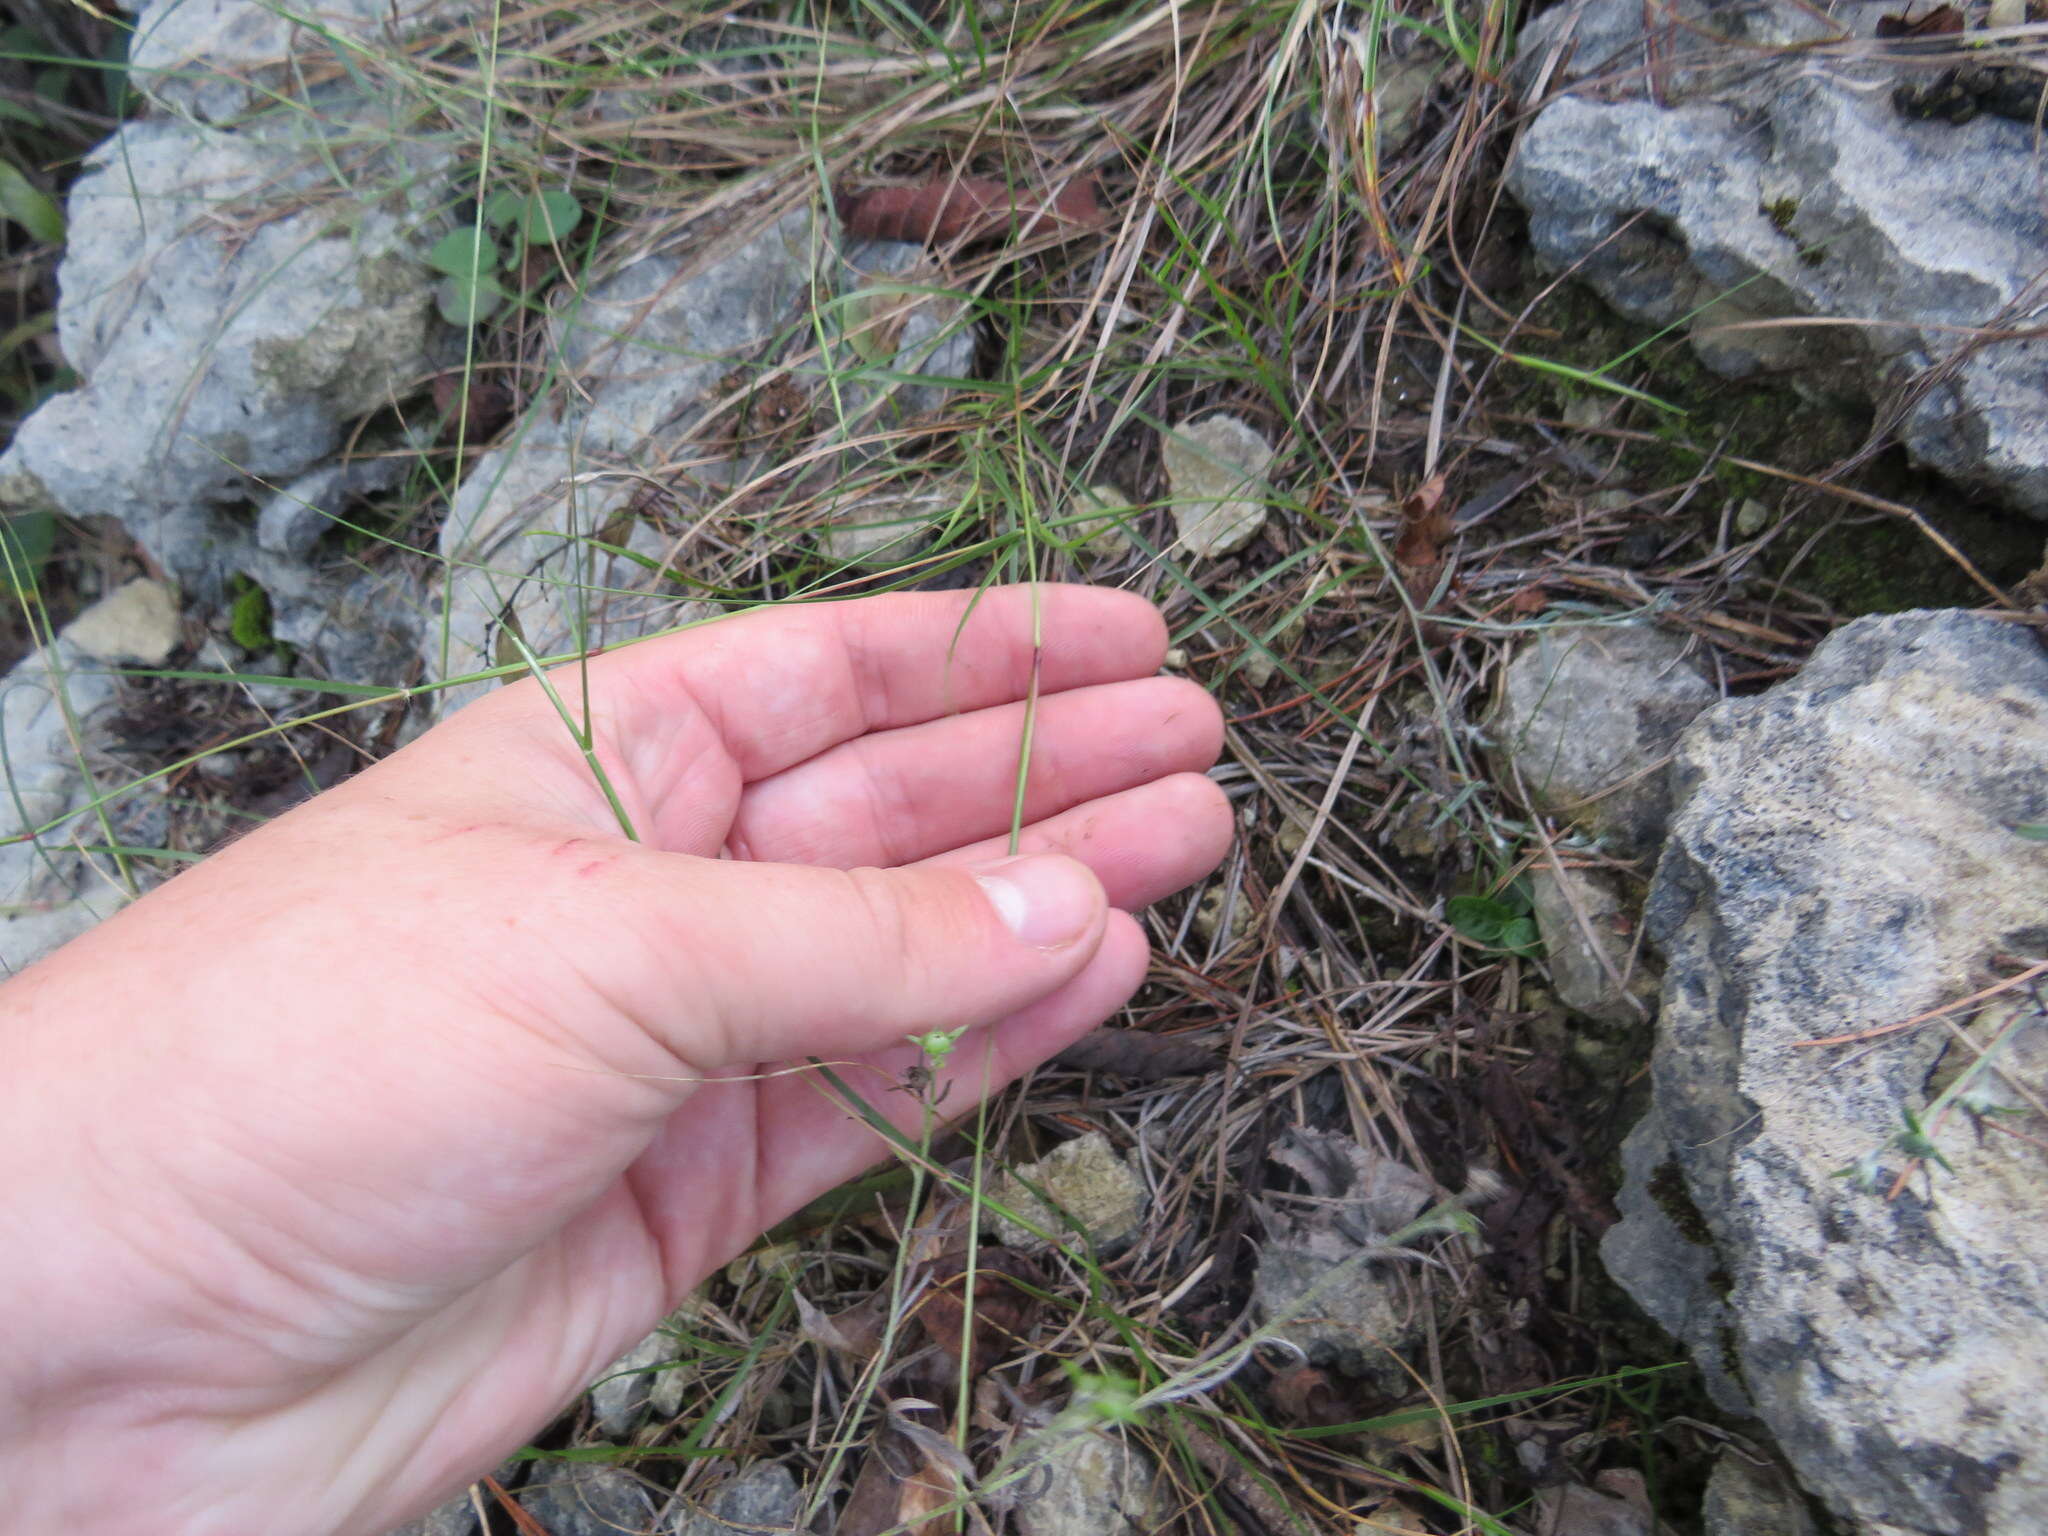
[593,850,1114,1070]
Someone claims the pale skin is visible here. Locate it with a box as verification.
[0,583,1232,1535]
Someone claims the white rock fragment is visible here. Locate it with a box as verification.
[1162,414,1275,557]
[61,578,181,666]
[588,1324,686,1436]
[987,1130,1145,1253]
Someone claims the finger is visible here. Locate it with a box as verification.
[602,582,1166,782]
[921,771,1234,912]
[563,847,1114,1071]
[625,913,1153,1253]
[728,676,1222,869]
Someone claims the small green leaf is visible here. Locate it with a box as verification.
[0,156,64,244]
[2010,822,2048,842]
[0,511,57,595]
[1499,916,1540,954]
[1446,894,1508,945]
[482,189,526,229]
[435,275,504,328]
[425,226,496,280]
[519,189,582,245]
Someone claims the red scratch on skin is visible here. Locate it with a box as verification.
[576,860,607,879]
[421,823,486,845]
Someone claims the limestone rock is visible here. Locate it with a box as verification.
[1701,1450,1816,1536]
[1621,609,2048,1533]
[987,1130,1146,1253]
[1493,624,1717,855]
[62,579,181,666]
[815,486,957,569]
[1013,1431,1160,1536]
[0,116,445,598]
[1527,864,1657,1027]
[516,1465,660,1536]
[129,0,477,120]
[1252,1129,1435,1387]
[672,1462,802,1534]
[1163,414,1275,557]
[381,1491,478,1536]
[0,638,150,970]
[1508,0,2048,515]
[1531,1482,1652,1536]
[588,1323,686,1437]
[429,210,970,710]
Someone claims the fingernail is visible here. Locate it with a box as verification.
[973,855,1103,949]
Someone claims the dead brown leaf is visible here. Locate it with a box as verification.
[1876,3,1964,35]
[1391,472,1452,602]
[918,1246,1044,1380]
[1266,1363,1349,1427]
[430,370,514,442]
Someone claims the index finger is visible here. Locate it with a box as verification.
[595,582,1169,783]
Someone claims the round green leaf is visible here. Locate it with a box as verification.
[435,274,504,327]
[1445,894,1508,945]
[519,190,582,245]
[482,189,527,229]
[426,226,496,281]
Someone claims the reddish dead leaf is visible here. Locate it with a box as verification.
[1053,1026,1221,1080]
[430,370,514,442]
[1392,472,1453,602]
[1503,583,1553,617]
[835,1421,977,1536]
[917,1246,1044,1380]
[795,1288,887,1364]
[1876,3,1963,35]
[836,175,1105,246]
[1267,1363,1349,1427]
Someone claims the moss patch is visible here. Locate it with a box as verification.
[1506,278,2041,614]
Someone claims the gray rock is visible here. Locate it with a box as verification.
[671,1462,802,1534]
[1493,623,1718,855]
[1253,1130,1435,1387]
[1012,1431,1160,1536]
[0,115,446,598]
[1528,864,1657,1026]
[1701,1450,1816,1536]
[815,485,956,569]
[256,453,409,562]
[381,1489,478,1536]
[1627,609,2048,1533]
[517,1465,660,1536]
[0,635,145,971]
[62,578,181,666]
[1508,0,2048,515]
[129,0,478,121]
[986,1130,1146,1253]
[429,209,969,710]
[1531,1482,1652,1536]
[588,1323,685,1438]
[1163,414,1275,557]
[265,559,425,688]
[1600,1107,1750,1416]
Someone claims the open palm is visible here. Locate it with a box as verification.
[0,585,1230,1535]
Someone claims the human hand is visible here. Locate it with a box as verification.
[0,584,1230,1535]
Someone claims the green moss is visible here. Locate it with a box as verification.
[1648,1158,1715,1247]
[1793,502,2040,616]
[1507,278,2040,617]
[228,576,274,651]
[1762,196,1799,233]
